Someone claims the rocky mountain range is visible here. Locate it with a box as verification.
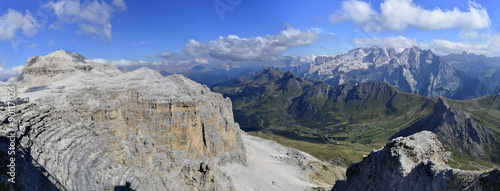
[304,47,489,99]
[0,50,338,190]
[332,131,500,191]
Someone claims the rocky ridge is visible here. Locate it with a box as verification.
[393,97,497,160]
[332,131,500,191]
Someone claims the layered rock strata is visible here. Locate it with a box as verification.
[0,50,246,190]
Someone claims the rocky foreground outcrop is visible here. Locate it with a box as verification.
[0,51,246,190]
[393,97,496,160]
[331,131,500,191]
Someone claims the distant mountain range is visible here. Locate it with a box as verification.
[127,47,494,100]
[442,51,500,79]
[116,56,312,87]
[304,47,489,100]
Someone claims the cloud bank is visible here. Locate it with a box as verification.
[45,0,127,41]
[353,35,500,56]
[182,25,319,62]
[331,0,491,32]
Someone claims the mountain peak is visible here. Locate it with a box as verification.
[21,50,121,77]
[24,50,89,69]
[435,97,451,111]
[251,67,284,80]
[39,49,86,65]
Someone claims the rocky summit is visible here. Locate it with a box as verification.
[332,131,500,191]
[0,50,246,190]
[304,46,488,99]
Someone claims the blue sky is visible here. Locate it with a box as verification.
[1,0,500,78]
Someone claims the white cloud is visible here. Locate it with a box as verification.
[156,51,180,60]
[330,0,378,32]
[182,24,319,62]
[330,0,490,32]
[423,39,495,56]
[112,0,127,11]
[25,43,38,49]
[459,31,479,39]
[195,58,209,64]
[310,27,325,34]
[353,36,419,52]
[92,58,169,67]
[353,35,500,56]
[0,65,24,79]
[45,0,127,41]
[0,9,39,41]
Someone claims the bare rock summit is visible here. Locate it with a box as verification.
[332,131,500,191]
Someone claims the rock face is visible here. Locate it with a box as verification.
[332,131,500,191]
[304,46,488,99]
[0,50,246,190]
[393,97,496,159]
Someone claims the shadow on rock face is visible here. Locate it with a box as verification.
[114,181,135,191]
[0,136,63,191]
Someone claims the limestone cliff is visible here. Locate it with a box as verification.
[331,131,500,191]
[0,50,246,190]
